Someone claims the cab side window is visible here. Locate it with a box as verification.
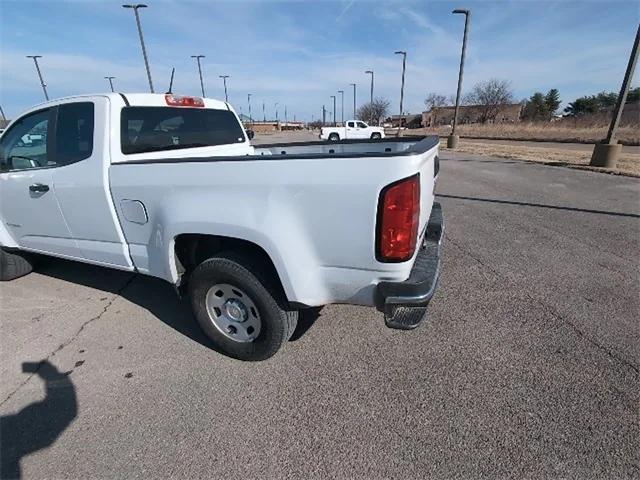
[0,109,51,171]
[347,121,355,128]
[55,102,94,165]
[356,121,367,128]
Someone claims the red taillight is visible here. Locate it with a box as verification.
[165,94,205,107]
[377,174,420,262]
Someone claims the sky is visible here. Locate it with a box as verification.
[1,0,639,121]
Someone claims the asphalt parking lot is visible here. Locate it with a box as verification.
[1,142,639,479]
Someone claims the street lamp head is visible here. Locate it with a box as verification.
[365,70,373,74]
[394,51,407,55]
[338,90,344,94]
[219,75,229,79]
[123,4,147,8]
[350,83,356,86]
[452,8,469,14]
[26,55,42,59]
[191,55,205,59]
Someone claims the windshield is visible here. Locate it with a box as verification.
[121,106,246,155]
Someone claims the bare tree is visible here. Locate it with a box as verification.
[356,98,390,125]
[424,93,450,127]
[465,79,514,123]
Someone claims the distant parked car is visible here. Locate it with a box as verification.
[320,120,385,141]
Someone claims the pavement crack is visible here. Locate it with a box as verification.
[1,274,137,407]
[445,233,639,376]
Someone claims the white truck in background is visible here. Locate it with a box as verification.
[320,120,385,141]
[0,93,443,361]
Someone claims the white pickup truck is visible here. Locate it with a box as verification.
[0,93,443,361]
[320,120,385,141]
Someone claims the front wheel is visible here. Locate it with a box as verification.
[328,133,340,142]
[188,252,298,361]
[371,132,382,139]
[0,248,33,281]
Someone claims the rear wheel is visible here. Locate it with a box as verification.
[371,132,382,139]
[328,133,340,142]
[0,248,33,281]
[188,251,297,361]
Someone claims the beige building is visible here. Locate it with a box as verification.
[422,103,523,127]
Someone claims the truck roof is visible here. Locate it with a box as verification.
[26,93,230,111]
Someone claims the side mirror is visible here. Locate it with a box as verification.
[246,129,255,140]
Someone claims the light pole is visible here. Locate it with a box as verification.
[191,55,205,97]
[26,55,49,100]
[262,101,266,122]
[395,51,407,137]
[219,75,229,102]
[338,90,344,125]
[330,95,336,126]
[449,8,471,149]
[275,102,279,122]
[123,4,154,93]
[104,76,116,92]
[591,24,639,168]
[247,94,253,126]
[284,105,288,125]
[365,70,374,124]
[349,83,356,119]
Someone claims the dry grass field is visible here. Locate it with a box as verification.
[444,140,640,176]
[420,113,639,145]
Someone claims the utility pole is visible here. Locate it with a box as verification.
[190,55,205,97]
[395,50,407,137]
[247,93,252,125]
[123,4,154,93]
[349,83,356,119]
[365,70,374,124]
[219,75,229,102]
[449,8,471,149]
[26,55,49,100]
[591,25,639,168]
[338,90,344,125]
[330,95,336,126]
[104,76,116,92]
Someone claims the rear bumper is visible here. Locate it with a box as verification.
[376,202,444,330]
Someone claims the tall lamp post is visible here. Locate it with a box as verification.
[330,95,336,126]
[338,90,344,125]
[365,70,374,124]
[26,55,49,100]
[104,76,116,92]
[190,55,206,97]
[247,93,253,125]
[591,25,639,169]
[394,50,407,137]
[219,75,229,102]
[275,102,279,122]
[262,100,266,122]
[349,83,356,119]
[448,8,471,149]
[123,4,154,93]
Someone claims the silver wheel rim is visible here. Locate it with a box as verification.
[205,283,261,342]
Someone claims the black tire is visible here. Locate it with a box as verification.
[0,248,33,281]
[328,133,340,142]
[371,132,382,139]
[188,251,298,361]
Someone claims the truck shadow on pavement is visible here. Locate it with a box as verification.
[1,361,77,480]
[34,258,321,349]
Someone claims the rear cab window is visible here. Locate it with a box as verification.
[121,107,246,155]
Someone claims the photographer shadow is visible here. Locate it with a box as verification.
[1,361,77,480]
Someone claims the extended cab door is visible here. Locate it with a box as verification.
[345,121,357,139]
[0,108,82,258]
[50,99,133,269]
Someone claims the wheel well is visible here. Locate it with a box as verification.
[174,234,287,300]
